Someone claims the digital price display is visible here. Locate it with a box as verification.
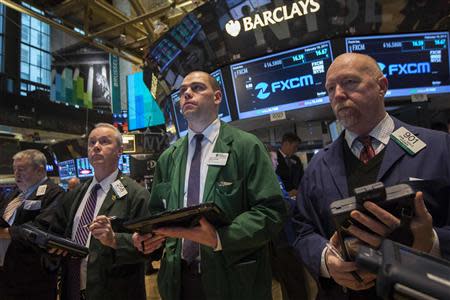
[346,32,450,98]
[118,154,130,175]
[58,159,77,181]
[230,40,333,120]
[170,69,232,137]
[76,157,94,178]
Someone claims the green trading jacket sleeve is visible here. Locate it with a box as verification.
[216,140,287,266]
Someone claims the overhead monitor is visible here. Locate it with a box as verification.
[127,71,165,131]
[170,69,232,137]
[230,40,333,120]
[346,32,450,98]
[118,154,131,175]
[76,157,94,178]
[58,159,77,181]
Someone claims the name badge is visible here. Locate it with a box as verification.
[391,127,426,155]
[207,153,229,166]
[36,185,47,196]
[111,180,128,198]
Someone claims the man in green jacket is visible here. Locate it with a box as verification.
[133,71,287,300]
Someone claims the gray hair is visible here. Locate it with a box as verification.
[93,123,123,147]
[13,149,47,169]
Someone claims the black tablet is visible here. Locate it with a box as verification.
[21,224,89,258]
[123,203,230,234]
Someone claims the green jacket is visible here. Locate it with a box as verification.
[51,173,150,300]
[151,122,287,300]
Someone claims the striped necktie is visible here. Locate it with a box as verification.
[3,192,25,222]
[67,183,101,300]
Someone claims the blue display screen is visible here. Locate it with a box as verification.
[171,69,232,137]
[58,159,77,180]
[118,154,130,175]
[230,40,333,120]
[127,72,165,131]
[346,32,450,98]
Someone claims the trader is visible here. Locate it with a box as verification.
[133,71,286,300]
[50,123,150,300]
[293,53,450,299]
[276,132,304,197]
[0,149,64,300]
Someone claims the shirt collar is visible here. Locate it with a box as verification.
[187,118,220,145]
[92,169,119,193]
[278,149,288,158]
[345,113,394,148]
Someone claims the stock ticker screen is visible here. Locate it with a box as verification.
[230,40,333,120]
[58,159,77,181]
[346,32,450,98]
[170,69,232,137]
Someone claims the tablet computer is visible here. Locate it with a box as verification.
[21,224,89,258]
[123,203,230,234]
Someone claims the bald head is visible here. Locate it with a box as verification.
[325,53,388,136]
[327,53,383,80]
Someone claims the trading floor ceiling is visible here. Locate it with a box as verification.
[1,0,203,65]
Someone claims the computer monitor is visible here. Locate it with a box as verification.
[230,40,333,120]
[76,157,94,178]
[345,31,450,98]
[118,154,130,175]
[170,69,232,137]
[58,159,77,181]
[127,71,165,131]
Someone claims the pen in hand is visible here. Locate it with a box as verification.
[83,216,117,228]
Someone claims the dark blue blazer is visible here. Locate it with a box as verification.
[293,117,450,298]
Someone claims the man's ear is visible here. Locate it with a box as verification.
[378,76,388,96]
[214,90,222,106]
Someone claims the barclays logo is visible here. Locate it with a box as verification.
[254,75,314,100]
[255,82,271,100]
[378,62,431,77]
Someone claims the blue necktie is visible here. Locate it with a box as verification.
[67,184,101,300]
[183,134,204,263]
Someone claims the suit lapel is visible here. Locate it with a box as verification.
[323,134,348,198]
[98,172,125,215]
[203,123,232,203]
[171,137,188,208]
[377,118,418,181]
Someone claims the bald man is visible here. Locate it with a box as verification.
[293,53,450,299]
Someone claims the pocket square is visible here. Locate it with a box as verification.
[218,181,233,187]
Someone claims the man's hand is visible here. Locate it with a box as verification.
[326,233,376,290]
[89,215,117,249]
[132,232,165,255]
[348,192,434,252]
[153,217,218,249]
[48,247,68,256]
[0,228,10,239]
[410,192,434,252]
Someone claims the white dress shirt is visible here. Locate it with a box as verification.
[71,169,119,290]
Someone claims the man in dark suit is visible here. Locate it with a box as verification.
[49,123,150,300]
[133,71,287,300]
[0,149,64,300]
[276,132,304,197]
[293,53,450,299]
